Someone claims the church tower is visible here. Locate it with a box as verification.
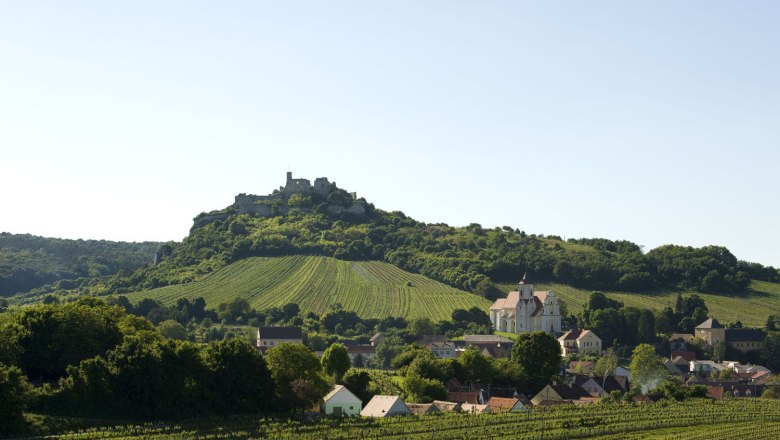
[519,272,533,300]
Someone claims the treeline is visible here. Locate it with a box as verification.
[23,207,780,300]
[0,299,339,434]
[0,233,161,296]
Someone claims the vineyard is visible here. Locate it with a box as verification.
[39,398,780,439]
[126,256,491,321]
[497,280,780,328]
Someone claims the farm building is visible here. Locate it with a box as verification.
[321,385,362,417]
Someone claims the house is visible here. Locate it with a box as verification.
[427,341,456,359]
[369,332,384,347]
[360,395,412,417]
[531,383,590,406]
[558,328,602,356]
[475,343,513,359]
[602,376,630,394]
[613,366,631,381]
[463,335,514,344]
[670,351,696,362]
[432,400,462,412]
[460,403,491,414]
[321,385,362,417]
[572,376,606,397]
[417,334,448,345]
[256,327,303,352]
[725,328,764,353]
[567,361,596,374]
[690,360,728,375]
[347,345,375,365]
[668,333,695,352]
[447,391,482,404]
[664,360,684,375]
[489,273,561,335]
[486,397,527,412]
[707,383,765,399]
[695,318,726,347]
[406,403,440,415]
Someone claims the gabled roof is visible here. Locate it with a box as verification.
[486,397,523,412]
[664,360,683,375]
[406,403,439,415]
[347,345,375,354]
[670,351,696,362]
[559,328,597,341]
[725,328,764,342]
[461,403,491,413]
[417,334,448,345]
[447,391,480,404]
[602,376,629,393]
[360,395,411,417]
[257,326,303,340]
[668,333,695,342]
[463,335,513,344]
[370,332,383,342]
[322,385,361,404]
[696,318,724,329]
[432,400,461,412]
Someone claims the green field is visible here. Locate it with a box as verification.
[126,256,492,321]
[498,280,780,328]
[30,398,780,439]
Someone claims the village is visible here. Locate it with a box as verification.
[254,275,774,419]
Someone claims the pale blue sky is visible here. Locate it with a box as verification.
[1,1,778,267]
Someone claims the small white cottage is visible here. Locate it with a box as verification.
[321,385,362,417]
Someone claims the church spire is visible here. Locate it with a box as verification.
[521,272,530,284]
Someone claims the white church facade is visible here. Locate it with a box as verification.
[489,274,561,335]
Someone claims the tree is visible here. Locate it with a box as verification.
[712,342,726,362]
[594,348,618,389]
[763,332,780,372]
[457,346,494,384]
[342,370,372,403]
[408,317,435,338]
[0,363,33,437]
[491,358,526,389]
[767,315,780,332]
[266,342,329,411]
[402,374,446,403]
[321,343,350,383]
[629,344,667,394]
[511,331,562,394]
[158,320,188,341]
[202,338,274,413]
[637,309,656,343]
[374,336,406,369]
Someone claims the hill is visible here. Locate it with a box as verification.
[498,280,780,328]
[0,233,161,296]
[13,173,780,323]
[125,255,491,321]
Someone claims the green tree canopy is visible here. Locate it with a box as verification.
[321,343,351,383]
[630,344,667,395]
[511,331,561,394]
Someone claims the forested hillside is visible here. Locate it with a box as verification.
[0,233,161,296]
[23,191,778,304]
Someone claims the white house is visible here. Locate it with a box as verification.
[360,395,412,417]
[489,273,561,335]
[558,328,602,356]
[321,385,362,417]
[256,327,303,352]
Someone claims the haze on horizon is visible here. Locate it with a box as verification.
[1,1,778,267]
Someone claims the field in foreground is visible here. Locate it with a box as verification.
[23,398,780,440]
[498,280,780,328]
[125,256,492,321]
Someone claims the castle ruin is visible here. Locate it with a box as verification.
[192,172,366,230]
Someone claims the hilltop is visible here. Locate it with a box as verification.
[13,172,780,324]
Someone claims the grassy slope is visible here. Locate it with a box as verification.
[498,280,780,328]
[126,255,492,321]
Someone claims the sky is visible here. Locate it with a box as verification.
[1,1,778,267]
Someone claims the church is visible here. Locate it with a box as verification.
[489,274,561,335]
